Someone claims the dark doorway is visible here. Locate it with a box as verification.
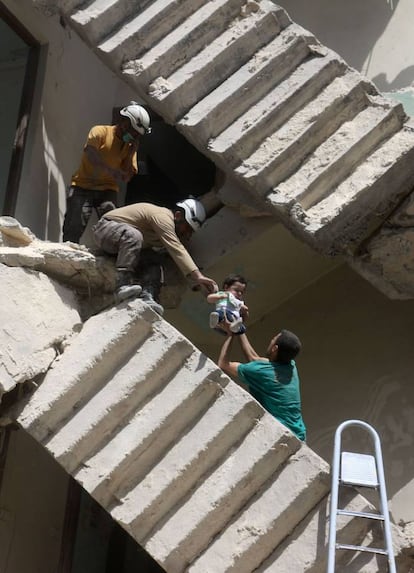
[113,107,216,209]
[59,480,166,573]
[0,3,40,215]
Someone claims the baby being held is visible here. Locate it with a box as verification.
[207,274,249,335]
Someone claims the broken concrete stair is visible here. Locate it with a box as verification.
[13,298,322,571]
[0,264,81,402]
[16,298,407,572]
[33,0,414,296]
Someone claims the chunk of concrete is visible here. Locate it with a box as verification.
[0,220,189,309]
[0,216,36,246]
[0,264,81,400]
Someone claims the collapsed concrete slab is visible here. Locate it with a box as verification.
[0,263,81,403]
[0,217,189,312]
[15,297,412,572]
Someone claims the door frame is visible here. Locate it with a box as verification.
[0,2,41,215]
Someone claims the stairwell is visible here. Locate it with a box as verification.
[34,0,414,272]
[13,0,414,569]
[15,298,410,572]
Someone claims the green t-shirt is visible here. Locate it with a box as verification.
[238,359,306,441]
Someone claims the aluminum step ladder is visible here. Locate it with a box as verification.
[327,419,396,573]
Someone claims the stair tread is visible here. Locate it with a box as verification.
[208,49,344,163]
[97,0,206,61]
[17,300,157,440]
[45,335,194,471]
[257,493,377,572]
[121,0,245,82]
[301,125,414,234]
[145,416,300,568]
[149,7,284,115]
[273,100,405,209]
[180,24,312,136]
[236,71,369,190]
[74,354,224,500]
[112,384,267,539]
[186,448,330,573]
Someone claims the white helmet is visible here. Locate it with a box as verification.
[176,198,206,231]
[120,101,151,135]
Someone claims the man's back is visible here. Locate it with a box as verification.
[237,359,306,441]
[104,203,198,277]
[105,202,172,240]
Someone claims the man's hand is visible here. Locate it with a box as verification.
[215,317,234,335]
[190,271,218,294]
[240,304,249,321]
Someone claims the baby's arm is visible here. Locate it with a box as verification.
[206,291,227,305]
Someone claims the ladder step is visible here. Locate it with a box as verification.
[336,543,388,556]
[337,509,385,520]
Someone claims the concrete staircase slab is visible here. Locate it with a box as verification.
[208,48,346,166]
[112,383,269,540]
[148,5,289,123]
[180,24,313,143]
[188,447,330,573]
[121,0,247,87]
[235,70,373,193]
[145,414,301,572]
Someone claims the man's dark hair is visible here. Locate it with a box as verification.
[276,329,302,363]
[222,274,247,289]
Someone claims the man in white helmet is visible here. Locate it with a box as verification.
[92,198,218,314]
[62,102,151,243]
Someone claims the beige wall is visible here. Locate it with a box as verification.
[0,428,69,573]
[171,263,414,526]
[276,0,414,92]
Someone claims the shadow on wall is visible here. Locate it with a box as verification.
[373,67,414,91]
[46,156,64,241]
[15,106,63,240]
[277,0,400,79]
[43,110,65,241]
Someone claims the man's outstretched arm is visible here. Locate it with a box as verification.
[238,333,266,362]
[218,335,240,379]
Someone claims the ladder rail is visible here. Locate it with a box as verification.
[326,419,396,573]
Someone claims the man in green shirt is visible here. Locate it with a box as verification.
[218,330,306,441]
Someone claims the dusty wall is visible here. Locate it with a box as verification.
[276,0,414,92]
[1,0,137,241]
[0,428,69,573]
[0,19,28,210]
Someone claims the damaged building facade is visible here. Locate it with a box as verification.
[1,0,414,571]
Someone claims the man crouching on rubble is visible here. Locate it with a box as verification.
[92,198,218,315]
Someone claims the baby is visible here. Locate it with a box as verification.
[207,274,249,334]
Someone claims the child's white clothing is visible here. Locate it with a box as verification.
[215,291,244,318]
[209,291,246,334]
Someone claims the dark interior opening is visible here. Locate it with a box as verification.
[0,3,40,216]
[59,479,166,573]
[113,107,216,209]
